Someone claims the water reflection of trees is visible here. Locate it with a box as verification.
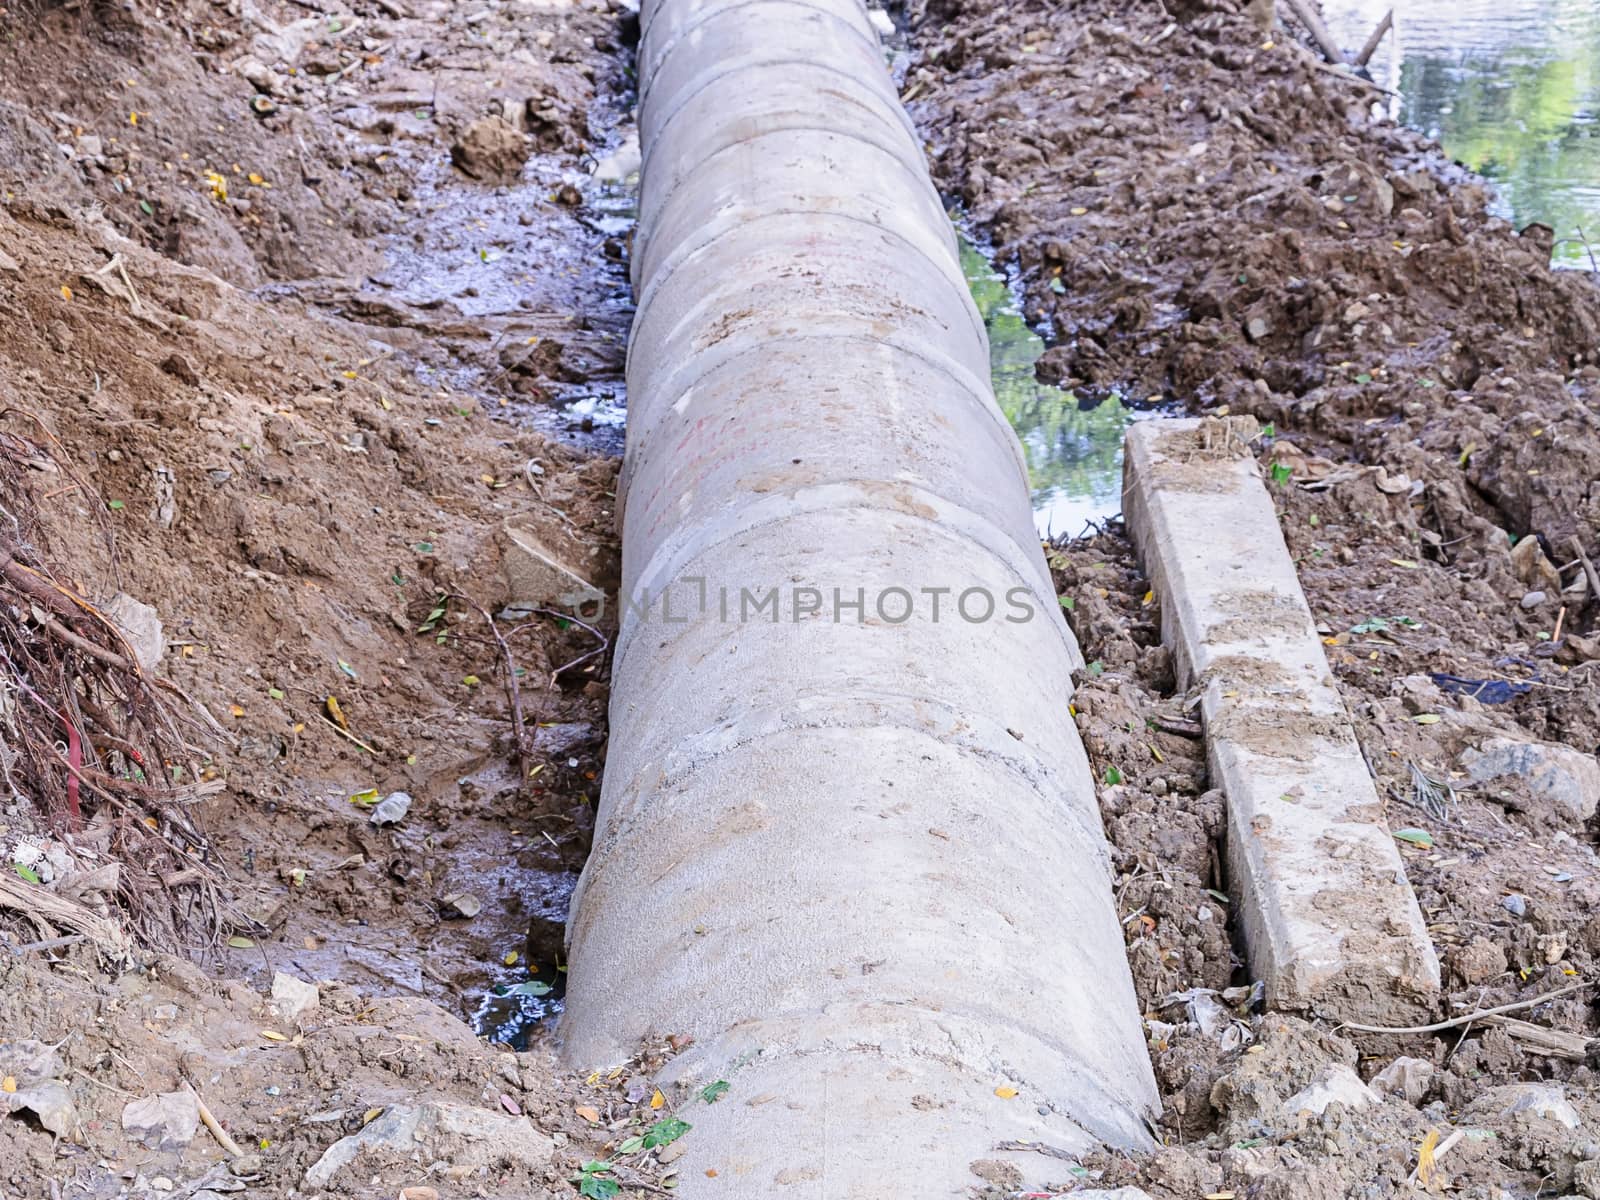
[1400,5,1600,265]
[959,238,1132,510]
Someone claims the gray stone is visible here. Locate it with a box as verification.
[1573,1159,1600,1200]
[104,592,165,672]
[1486,1082,1581,1130]
[499,524,601,609]
[1520,590,1548,609]
[271,971,320,1021]
[1370,1055,1433,1105]
[1285,1063,1379,1117]
[304,1101,553,1187]
[122,1088,200,1150]
[1461,736,1600,822]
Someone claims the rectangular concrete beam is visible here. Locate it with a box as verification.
[1122,417,1440,1022]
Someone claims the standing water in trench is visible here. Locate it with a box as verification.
[958,231,1169,537]
[1324,0,1600,267]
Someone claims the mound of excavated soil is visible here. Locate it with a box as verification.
[0,0,662,1193]
[910,0,1600,1194]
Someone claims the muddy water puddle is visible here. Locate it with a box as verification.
[959,230,1169,537]
[1324,0,1600,267]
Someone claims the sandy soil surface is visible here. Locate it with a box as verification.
[909,0,1600,1194]
[0,0,677,1194]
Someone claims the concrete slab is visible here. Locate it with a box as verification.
[1122,417,1440,1022]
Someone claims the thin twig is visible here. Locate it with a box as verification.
[1354,9,1392,68]
[449,592,533,783]
[1337,980,1593,1034]
[191,1086,245,1158]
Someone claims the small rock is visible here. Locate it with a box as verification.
[150,1179,174,1193]
[657,1140,687,1165]
[369,791,412,826]
[1244,315,1272,342]
[1370,1056,1433,1105]
[161,353,200,386]
[77,134,103,159]
[1501,893,1528,918]
[1573,1159,1600,1200]
[104,593,165,672]
[400,1189,441,1200]
[2,1082,78,1137]
[1450,935,1508,986]
[1285,1064,1378,1117]
[1495,1082,1580,1129]
[442,892,482,919]
[122,1088,200,1151]
[1520,590,1548,609]
[0,246,19,273]
[304,1102,552,1188]
[271,971,320,1021]
[229,1155,263,1176]
[451,116,528,181]
[1461,736,1600,822]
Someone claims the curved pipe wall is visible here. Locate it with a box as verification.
[560,0,1159,1189]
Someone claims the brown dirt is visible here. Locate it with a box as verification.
[908,0,1600,1193]
[0,0,664,1193]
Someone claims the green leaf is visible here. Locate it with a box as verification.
[700,1080,729,1104]
[1103,765,1123,786]
[1260,422,1276,438]
[642,1116,691,1149]
[1048,276,1066,294]
[413,541,435,555]
[1269,462,1293,487]
[616,1136,645,1155]
[1058,596,1076,611]
[139,199,153,216]
[579,1175,619,1200]
[268,687,285,700]
[1354,372,1373,384]
[1085,660,1104,677]
[14,863,41,884]
[1393,828,1434,849]
[107,499,125,511]
[337,659,358,680]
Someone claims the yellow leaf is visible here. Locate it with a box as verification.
[326,696,349,730]
[650,1089,665,1110]
[480,474,496,485]
[363,1107,383,1125]
[575,1104,601,1123]
[1205,1193,1237,1200]
[1,1077,15,1093]
[380,394,392,411]
[60,285,73,301]
[1142,589,1154,606]
[462,675,481,687]
[227,935,254,949]
[1070,206,1088,216]
[261,1030,288,1042]
[342,370,358,379]
[229,704,245,718]
[1416,1128,1440,1187]
[503,950,519,966]
[128,111,139,126]
[1414,714,1441,725]
[1388,558,1419,569]
[248,172,266,185]
[994,1085,1018,1099]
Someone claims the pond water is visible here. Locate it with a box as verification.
[1323,0,1600,267]
[959,233,1169,537]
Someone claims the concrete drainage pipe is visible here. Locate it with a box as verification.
[559,0,1159,1190]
